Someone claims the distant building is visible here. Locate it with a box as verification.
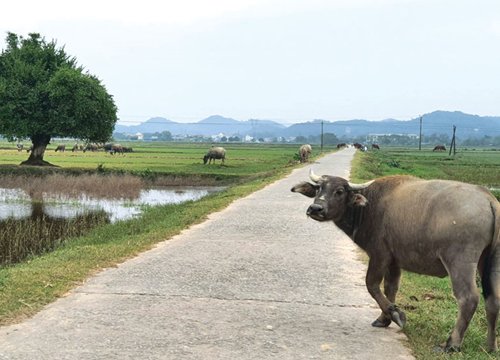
[367,133,419,142]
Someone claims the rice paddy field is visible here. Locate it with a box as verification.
[351,147,500,359]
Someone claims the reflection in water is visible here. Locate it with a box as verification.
[0,186,223,265]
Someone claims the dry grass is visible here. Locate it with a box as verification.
[0,174,144,200]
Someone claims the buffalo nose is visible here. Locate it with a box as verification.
[307,203,323,215]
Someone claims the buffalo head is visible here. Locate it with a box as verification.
[291,170,372,222]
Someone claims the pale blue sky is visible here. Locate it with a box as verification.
[1,0,499,124]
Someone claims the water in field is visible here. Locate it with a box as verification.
[0,186,223,265]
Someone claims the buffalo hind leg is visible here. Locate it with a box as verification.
[373,262,402,327]
[482,252,500,352]
[366,258,406,328]
[440,262,479,352]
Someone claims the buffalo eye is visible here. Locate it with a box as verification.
[334,188,345,196]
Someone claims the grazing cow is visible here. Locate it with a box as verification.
[291,171,500,352]
[203,146,226,164]
[353,143,363,150]
[372,144,380,150]
[433,145,446,151]
[16,144,23,152]
[336,143,347,149]
[54,145,65,152]
[299,144,312,163]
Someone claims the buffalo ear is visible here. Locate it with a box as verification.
[291,182,318,198]
[352,193,368,207]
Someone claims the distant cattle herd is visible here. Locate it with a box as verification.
[12,142,452,166]
[15,143,133,155]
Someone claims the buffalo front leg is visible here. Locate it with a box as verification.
[366,257,406,328]
[373,262,402,328]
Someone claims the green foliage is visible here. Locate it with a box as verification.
[0,32,117,145]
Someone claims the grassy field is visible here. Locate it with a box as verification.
[350,147,500,359]
[0,141,332,325]
[0,141,306,181]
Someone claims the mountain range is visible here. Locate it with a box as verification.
[114,111,500,139]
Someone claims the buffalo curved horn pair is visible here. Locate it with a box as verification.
[309,169,373,190]
[348,180,374,190]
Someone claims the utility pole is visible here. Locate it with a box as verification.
[449,125,457,156]
[321,121,324,152]
[419,116,423,150]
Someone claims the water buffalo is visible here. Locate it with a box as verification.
[292,171,500,352]
[54,145,65,152]
[203,146,225,164]
[433,145,446,151]
[337,143,347,149]
[299,144,312,163]
[103,143,124,155]
[83,143,98,152]
[372,144,380,150]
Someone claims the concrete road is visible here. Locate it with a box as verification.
[0,148,414,360]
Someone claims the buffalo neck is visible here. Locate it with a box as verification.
[334,205,364,242]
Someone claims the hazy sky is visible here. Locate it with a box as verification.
[1,0,499,125]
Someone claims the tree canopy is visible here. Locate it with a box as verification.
[0,32,117,165]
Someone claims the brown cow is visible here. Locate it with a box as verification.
[299,144,312,163]
[292,171,500,352]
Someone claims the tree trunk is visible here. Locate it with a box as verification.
[20,134,55,166]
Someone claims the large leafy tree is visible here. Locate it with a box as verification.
[0,32,117,165]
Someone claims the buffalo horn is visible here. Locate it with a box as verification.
[309,169,323,183]
[348,180,374,190]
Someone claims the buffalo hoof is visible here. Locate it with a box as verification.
[433,344,461,353]
[371,317,391,328]
[388,305,406,328]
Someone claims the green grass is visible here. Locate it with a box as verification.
[0,141,333,325]
[0,142,306,179]
[351,147,500,359]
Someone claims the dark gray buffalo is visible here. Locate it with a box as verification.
[291,171,500,352]
[203,146,225,165]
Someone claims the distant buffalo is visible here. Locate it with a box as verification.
[103,143,124,155]
[337,143,347,149]
[299,144,312,163]
[83,144,99,152]
[204,146,226,164]
[55,145,66,152]
[372,144,380,150]
[433,145,446,152]
[72,143,84,152]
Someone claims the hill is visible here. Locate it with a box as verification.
[114,111,500,140]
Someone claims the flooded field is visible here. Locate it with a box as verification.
[0,186,223,264]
